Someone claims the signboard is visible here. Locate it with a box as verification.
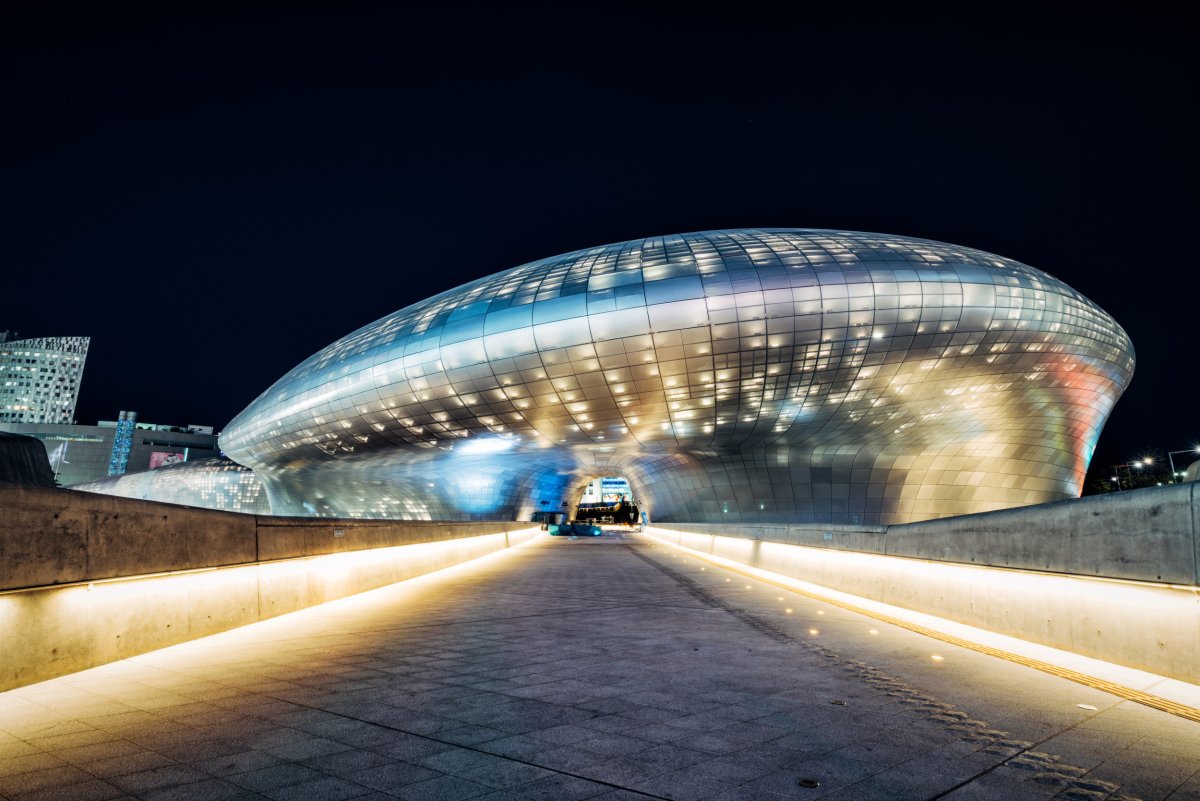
[149,451,186,469]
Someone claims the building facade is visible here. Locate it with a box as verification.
[0,417,220,487]
[0,335,90,424]
[220,229,1135,525]
[580,477,633,504]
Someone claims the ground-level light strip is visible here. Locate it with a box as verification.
[639,530,1200,725]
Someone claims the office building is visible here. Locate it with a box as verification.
[0,334,89,425]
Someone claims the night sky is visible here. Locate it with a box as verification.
[3,5,1196,487]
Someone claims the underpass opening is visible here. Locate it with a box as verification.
[574,475,640,528]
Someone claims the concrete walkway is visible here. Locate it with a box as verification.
[2,533,1199,801]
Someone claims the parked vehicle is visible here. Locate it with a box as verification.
[546,521,603,537]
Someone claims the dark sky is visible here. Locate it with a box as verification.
[3,4,1197,485]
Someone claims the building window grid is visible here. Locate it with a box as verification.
[0,337,88,425]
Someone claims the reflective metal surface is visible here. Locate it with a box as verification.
[221,229,1134,524]
[74,457,271,514]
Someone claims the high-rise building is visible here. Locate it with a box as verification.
[0,335,90,424]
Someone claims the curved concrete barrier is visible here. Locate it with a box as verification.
[0,483,538,691]
[652,484,1200,684]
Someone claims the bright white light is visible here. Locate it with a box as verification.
[457,437,516,455]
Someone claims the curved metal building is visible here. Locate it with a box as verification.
[221,229,1134,524]
[74,457,271,515]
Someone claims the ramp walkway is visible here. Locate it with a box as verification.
[2,534,1199,801]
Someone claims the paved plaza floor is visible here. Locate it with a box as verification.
[2,533,1200,801]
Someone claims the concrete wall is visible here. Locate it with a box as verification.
[0,483,538,691]
[658,482,1200,586]
[0,482,530,592]
[652,483,1200,684]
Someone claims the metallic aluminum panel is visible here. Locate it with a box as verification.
[220,229,1134,524]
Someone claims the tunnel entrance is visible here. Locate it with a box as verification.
[574,475,640,527]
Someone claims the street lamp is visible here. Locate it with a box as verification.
[1109,458,1153,491]
[1167,447,1200,482]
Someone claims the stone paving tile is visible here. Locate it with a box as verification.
[746,752,881,797]
[260,736,354,762]
[457,759,554,789]
[516,772,615,800]
[107,763,215,794]
[707,786,797,801]
[627,742,711,774]
[1167,772,1200,801]
[623,722,690,745]
[829,732,944,767]
[4,535,1200,801]
[192,749,283,777]
[155,739,248,764]
[298,747,393,776]
[0,765,102,798]
[342,760,441,791]
[631,767,736,799]
[689,750,792,784]
[529,744,611,772]
[76,750,176,778]
[391,774,492,800]
[138,777,264,801]
[578,755,662,785]
[12,777,128,801]
[436,726,507,746]
[474,734,547,761]
[577,715,644,734]
[23,730,113,753]
[0,741,40,763]
[0,754,64,778]
[367,734,453,762]
[226,763,324,793]
[818,764,974,800]
[574,732,651,758]
[260,775,371,801]
[414,746,505,775]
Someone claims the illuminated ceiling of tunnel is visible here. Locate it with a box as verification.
[218,228,1134,524]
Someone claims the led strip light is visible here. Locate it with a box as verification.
[640,530,1200,724]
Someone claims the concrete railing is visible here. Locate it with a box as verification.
[0,483,539,691]
[652,483,1200,683]
[657,481,1200,586]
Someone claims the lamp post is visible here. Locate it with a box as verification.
[1109,458,1152,491]
[1167,447,1200,483]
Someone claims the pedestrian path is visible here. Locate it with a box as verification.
[2,533,1199,801]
